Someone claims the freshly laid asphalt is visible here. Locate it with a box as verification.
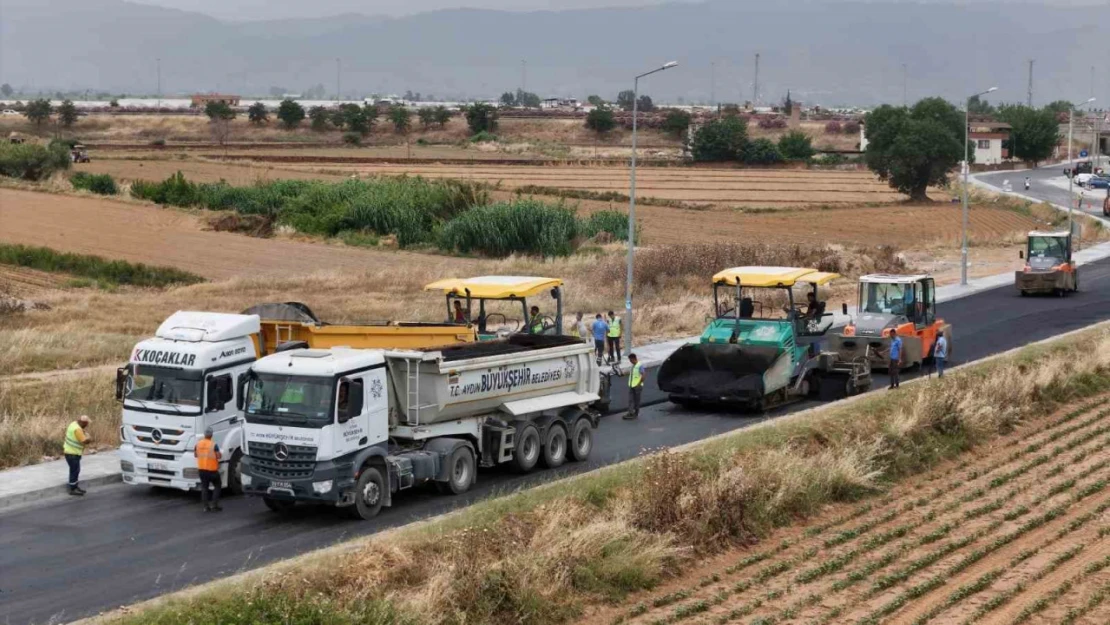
[4,257,1110,625]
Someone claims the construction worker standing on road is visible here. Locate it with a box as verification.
[625,353,644,420]
[934,333,948,379]
[888,334,904,389]
[195,427,223,512]
[63,415,92,496]
[591,313,609,365]
[606,310,623,364]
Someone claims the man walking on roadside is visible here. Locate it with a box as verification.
[573,312,590,343]
[934,333,948,379]
[591,313,609,366]
[194,427,223,512]
[625,353,644,420]
[63,415,92,496]
[888,334,904,389]
[606,310,622,364]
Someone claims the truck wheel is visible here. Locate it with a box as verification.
[511,425,541,473]
[347,466,385,520]
[263,496,295,513]
[436,446,475,495]
[226,451,244,496]
[568,418,593,462]
[541,424,567,469]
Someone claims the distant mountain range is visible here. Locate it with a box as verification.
[1,0,1106,107]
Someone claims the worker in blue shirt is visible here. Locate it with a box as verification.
[933,334,948,378]
[591,314,609,366]
[888,334,903,389]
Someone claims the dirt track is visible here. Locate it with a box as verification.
[588,397,1110,625]
[0,189,472,280]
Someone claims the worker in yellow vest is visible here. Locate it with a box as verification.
[625,353,644,420]
[194,427,224,512]
[606,311,622,364]
[529,306,545,334]
[63,415,92,496]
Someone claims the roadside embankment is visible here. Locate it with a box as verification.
[85,321,1110,625]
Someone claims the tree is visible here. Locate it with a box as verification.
[691,115,749,162]
[24,98,52,126]
[783,91,794,116]
[616,90,636,111]
[661,109,692,138]
[744,138,783,164]
[308,106,331,132]
[500,92,516,107]
[247,102,269,125]
[515,89,541,108]
[967,95,996,116]
[418,107,435,129]
[57,99,79,128]
[331,103,370,134]
[1044,100,1074,120]
[997,104,1060,165]
[204,100,236,121]
[433,105,452,128]
[465,103,499,134]
[863,98,966,201]
[277,99,306,129]
[585,106,616,134]
[777,130,815,161]
[586,95,603,106]
[1,83,12,98]
[636,95,654,112]
[389,105,411,134]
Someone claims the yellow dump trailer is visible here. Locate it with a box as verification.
[243,302,477,357]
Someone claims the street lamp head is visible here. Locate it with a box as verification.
[1084,97,1097,104]
[986,87,998,94]
[662,61,678,70]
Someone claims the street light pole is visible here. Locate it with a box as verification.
[625,61,677,358]
[961,86,997,287]
[1067,98,1097,237]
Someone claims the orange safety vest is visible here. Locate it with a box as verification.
[195,438,219,472]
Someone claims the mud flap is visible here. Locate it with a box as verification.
[657,343,780,402]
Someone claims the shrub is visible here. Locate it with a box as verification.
[130,171,200,206]
[464,103,499,134]
[342,132,362,146]
[585,106,616,134]
[0,141,71,180]
[662,110,693,138]
[691,116,749,162]
[843,121,861,135]
[778,130,816,161]
[70,172,118,195]
[744,138,783,164]
[757,117,788,129]
[824,121,843,134]
[0,243,203,287]
[439,199,580,257]
[469,131,498,143]
[581,210,635,241]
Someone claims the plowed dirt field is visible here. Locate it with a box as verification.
[589,396,1110,625]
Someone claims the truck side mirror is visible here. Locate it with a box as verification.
[841,303,848,315]
[236,375,248,411]
[115,367,126,402]
[1018,250,1024,259]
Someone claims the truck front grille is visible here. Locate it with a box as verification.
[248,442,317,480]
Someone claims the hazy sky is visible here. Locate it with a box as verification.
[127,0,1103,21]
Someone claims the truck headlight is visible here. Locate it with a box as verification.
[240,474,252,487]
[183,467,199,480]
[312,480,333,494]
[120,460,134,473]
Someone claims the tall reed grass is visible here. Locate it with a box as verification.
[0,244,204,287]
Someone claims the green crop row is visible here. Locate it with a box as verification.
[0,243,203,288]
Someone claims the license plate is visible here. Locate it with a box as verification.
[270,481,293,490]
[148,462,170,472]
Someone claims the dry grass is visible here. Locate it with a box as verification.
[97,324,1110,625]
[0,371,117,468]
[0,326,138,375]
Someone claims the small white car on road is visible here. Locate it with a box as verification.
[1,109,20,116]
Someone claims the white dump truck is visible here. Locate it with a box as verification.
[238,334,602,519]
[116,312,260,493]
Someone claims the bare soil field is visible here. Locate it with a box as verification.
[0,188,476,280]
[589,397,1110,625]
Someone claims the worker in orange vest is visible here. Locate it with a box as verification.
[194,427,223,512]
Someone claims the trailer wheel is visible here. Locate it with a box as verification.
[226,451,244,496]
[568,418,593,462]
[511,425,541,473]
[436,446,475,495]
[347,466,385,520]
[541,423,567,469]
[263,496,295,514]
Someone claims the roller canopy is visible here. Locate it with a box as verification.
[423,276,564,299]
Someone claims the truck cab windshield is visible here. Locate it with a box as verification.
[245,374,334,428]
[126,365,202,413]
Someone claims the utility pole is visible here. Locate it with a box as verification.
[902,63,907,107]
[710,61,716,107]
[521,59,527,93]
[1026,59,1034,107]
[156,58,161,107]
[335,58,341,101]
[753,53,760,107]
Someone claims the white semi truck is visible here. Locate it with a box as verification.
[116,312,260,493]
[239,334,602,519]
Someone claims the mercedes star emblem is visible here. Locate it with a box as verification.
[151,428,163,444]
[274,443,290,461]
